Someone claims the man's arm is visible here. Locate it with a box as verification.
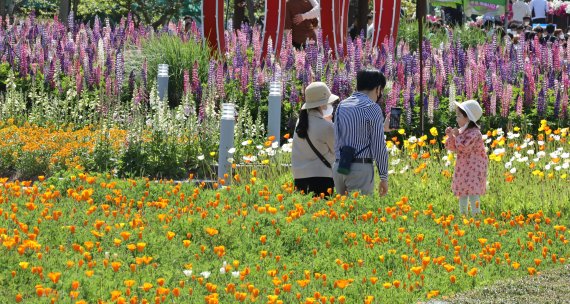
[302,0,320,20]
[369,106,389,181]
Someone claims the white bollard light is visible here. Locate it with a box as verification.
[267,81,282,144]
[157,64,169,101]
[217,103,236,182]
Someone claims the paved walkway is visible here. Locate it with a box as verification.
[427,264,570,304]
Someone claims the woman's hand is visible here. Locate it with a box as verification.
[445,127,453,135]
[452,128,460,137]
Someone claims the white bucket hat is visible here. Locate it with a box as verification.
[301,82,339,110]
[454,100,483,124]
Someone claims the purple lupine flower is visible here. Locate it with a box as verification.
[561,88,568,119]
[183,69,190,95]
[216,63,225,100]
[289,83,299,105]
[501,84,512,118]
[537,86,546,117]
[354,38,362,75]
[68,10,75,34]
[554,81,561,118]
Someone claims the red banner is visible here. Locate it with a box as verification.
[320,0,348,57]
[373,0,402,48]
[261,0,287,60]
[202,0,225,54]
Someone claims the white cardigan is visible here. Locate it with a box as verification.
[292,111,335,179]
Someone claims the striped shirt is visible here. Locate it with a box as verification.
[334,92,389,181]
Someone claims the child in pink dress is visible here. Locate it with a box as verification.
[445,100,488,215]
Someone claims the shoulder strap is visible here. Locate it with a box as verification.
[306,136,332,169]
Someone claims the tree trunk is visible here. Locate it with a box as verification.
[59,0,71,23]
[246,0,255,26]
[233,1,246,30]
[356,0,369,37]
[72,0,80,14]
[0,0,6,19]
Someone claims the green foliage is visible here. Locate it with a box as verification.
[127,34,211,107]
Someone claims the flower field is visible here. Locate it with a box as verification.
[1,121,569,303]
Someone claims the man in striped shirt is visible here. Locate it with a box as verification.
[333,70,390,196]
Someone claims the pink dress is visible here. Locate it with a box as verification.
[445,127,488,197]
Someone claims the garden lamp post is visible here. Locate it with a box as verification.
[218,103,236,183]
[267,81,282,144]
[157,64,169,101]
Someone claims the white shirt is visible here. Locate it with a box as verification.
[302,0,320,20]
[529,0,549,19]
[367,23,374,40]
[512,1,531,22]
[292,111,335,179]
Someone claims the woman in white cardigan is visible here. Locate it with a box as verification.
[292,82,338,197]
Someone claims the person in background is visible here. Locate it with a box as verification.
[545,24,556,43]
[292,82,338,197]
[366,13,374,40]
[554,28,564,42]
[523,16,532,27]
[285,0,320,49]
[511,0,531,24]
[529,0,548,24]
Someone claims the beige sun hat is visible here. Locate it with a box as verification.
[454,100,483,123]
[301,82,339,110]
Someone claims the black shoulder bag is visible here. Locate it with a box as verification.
[306,136,331,169]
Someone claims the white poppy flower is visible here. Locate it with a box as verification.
[200,271,211,279]
[183,270,193,277]
[198,155,205,161]
[510,167,517,174]
[228,148,236,154]
[231,271,240,278]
